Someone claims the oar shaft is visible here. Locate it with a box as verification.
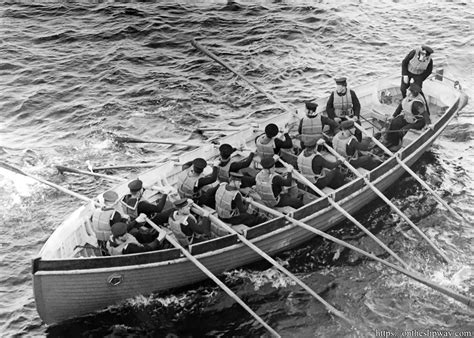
[191,204,353,325]
[116,136,201,148]
[56,165,124,182]
[323,143,451,264]
[277,158,408,269]
[191,39,291,114]
[144,217,280,337]
[353,124,462,220]
[246,198,472,307]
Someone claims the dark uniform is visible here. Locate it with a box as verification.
[401,45,433,98]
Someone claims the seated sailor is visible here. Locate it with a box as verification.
[384,82,431,149]
[106,222,166,256]
[298,102,338,149]
[296,138,346,190]
[121,179,169,223]
[255,156,304,209]
[332,120,382,171]
[216,143,256,187]
[177,157,218,207]
[93,190,159,243]
[168,198,211,247]
[255,123,293,160]
[215,172,266,227]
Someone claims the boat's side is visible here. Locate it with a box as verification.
[33,75,467,324]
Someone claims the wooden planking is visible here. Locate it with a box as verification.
[189,234,239,255]
[245,218,288,240]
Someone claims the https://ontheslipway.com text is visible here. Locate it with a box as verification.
[374,329,473,337]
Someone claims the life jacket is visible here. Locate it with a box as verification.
[217,158,237,183]
[255,134,276,158]
[300,116,323,144]
[401,94,426,123]
[333,89,353,117]
[177,167,201,199]
[333,132,358,160]
[255,171,279,207]
[107,233,140,256]
[215,183,240,219]
[408,47,432,75]
[120,194,140,219]
[168,211,197,247]
[91,207,116,241]
[297,151,330,184]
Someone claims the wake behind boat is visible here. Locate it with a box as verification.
[25,45,470,329]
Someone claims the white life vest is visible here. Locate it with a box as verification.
[177,167,201,199]
[300,116,323,144]
[91,208,116,241]
[408,47,432,75]
[333,89,353,117]
[107,233,140,256]
[255,134,276,158]
[297,151,330,183]
[333,132,358,160]
[120,195,139,219]
[168,211,197,247]
[255,171,279,207]
[401,94,426,123]
[217,158,237,183]
[215,183,240,219]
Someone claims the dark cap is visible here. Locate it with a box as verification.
[335,77,347,85]
[193,158,207,173]
[128,179,143,192]
[421,45,433,55]
[305,102,318,111]
[229,171,244,179]
[174,198,190,208]
[305,138,318,147]
[219,144,235,159]
[264,123,279,138]
[261,156,275,169]
[103,190,118,203]
[341,120,355,130]
[111,222,127,237]
[409,82,422,94]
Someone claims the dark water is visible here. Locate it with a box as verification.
[1,1,473,337]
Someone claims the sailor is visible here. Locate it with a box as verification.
[296,138,346,190]
[168,198,211,247]
[216,143,256,187]
[177,157,218,207]
[332,120,382,171]
[298,101,338,149]
[401,45,433,98]
[255,123,293,159]
[385,82,431,149]
[92,190,158,243]
[120,179,170,222]
[106,222,166,256]
[255,156,304,208]
[215,172,266,227]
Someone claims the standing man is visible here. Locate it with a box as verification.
[298,101,338,149]
[326,77,362,140]
[401,45,433,98]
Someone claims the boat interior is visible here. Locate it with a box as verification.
[35,73,462,267]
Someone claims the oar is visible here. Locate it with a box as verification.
[56,165,124,182]
[0,161,97,205]
[190,203,354,326]
[321,142,451,264]
[353,123,463,220]
[275,157,409,269]
[1,161,279,337]
[194,127,242,133]
[244,198,472,307]
[191,39,294,115]
[143,218,279,337]
[90,163,157,171]
[115,136,202,148]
